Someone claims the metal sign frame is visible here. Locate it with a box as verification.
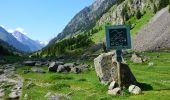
[105,25,131,50]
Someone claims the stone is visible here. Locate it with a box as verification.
[31,68,46,73]
[48,62,58,72]
[57,65,67,73]
[148,62,154,67]
[0,69,4,75]
[108,81,116,90]
[77,64,89,71]
[48,94,69,100]
[23,61,36,66]
[130,53,143,64]
[129,85,142,95]
[9,91,20,99]
[35,61,43,66]
[94,51,137,87]
[64,63,75,68]
[0,89,4,97]
[55,61,64,65]
[108,87,121,95]
[70,67,81,74]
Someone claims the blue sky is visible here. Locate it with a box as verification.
[0,0,94,42]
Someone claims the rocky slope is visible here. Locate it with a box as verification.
[49,0,117,44]
[132,7,170,51]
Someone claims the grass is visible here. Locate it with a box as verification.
[14,51,170,100]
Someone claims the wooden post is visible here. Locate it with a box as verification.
[115,50,122,89]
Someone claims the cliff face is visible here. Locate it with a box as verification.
[49,0,117,44]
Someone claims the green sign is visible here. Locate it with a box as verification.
[105,25,131,50]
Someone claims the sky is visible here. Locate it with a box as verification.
[0,0,94,42]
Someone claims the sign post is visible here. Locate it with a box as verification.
[105,25,131,88]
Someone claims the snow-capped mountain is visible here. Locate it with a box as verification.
[0,26,31,52]
[11,31,45,52]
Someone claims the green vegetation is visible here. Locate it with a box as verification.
[39,33,94,57]
[15,52,170,100]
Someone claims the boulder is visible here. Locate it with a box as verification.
[129,85,142,95]
[77,64,89,71]
[8,91,20,99]
[23,61,36,66]
[57,65,67,73]
[94,51,137,87]
[48,94,69,100]
[48,62,58,72]
[64,63,75,68]
[130,53,143,64]
[31,68,46,73]
[108,87,121,95]
[70,67,81,74]
[56,61,64,65]
[0,69,4,75]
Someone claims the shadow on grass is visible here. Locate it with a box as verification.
[137,82,153,91]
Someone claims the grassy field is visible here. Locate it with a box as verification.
[15,52,170,100]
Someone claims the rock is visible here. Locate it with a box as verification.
[129,85,142,95]
[64,63,75,68]
[0,89,4,97]
[48,94,69,100]
[94,51,137,87]
[130,53,143,64]
[23,61,36,66]
[9,91,20,99]
[48,62,58,72]
[77,64,89,71]
[35,61,43,66]
[108,81,116,90]
[70,67,81,74]
[108,87,121,95]
[55,61,64,65]
[31,68,46,73]
[0,69,4,75]
[57,65,68,73]
[148,62,154,67]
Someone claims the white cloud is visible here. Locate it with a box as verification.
[7,27,28,35]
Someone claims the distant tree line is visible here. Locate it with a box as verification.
[40,33,94,57]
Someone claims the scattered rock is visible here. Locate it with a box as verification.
[77,64,89,71]
[0,69,4,75]
[31,68,46,73]
[57,65,67,73]
[9,91,20,99]
[129,85,142,95]
[23,61,36,66]
[94,51,137,86]
[70,67,81,74]
[64,63,75,68]
[0,89,4,97]
[48,62,58,72]
[130,53,143,64]
[148,62,154,67]
[108,81,116,90]
[108,87,121,95]
[48,94,69,100]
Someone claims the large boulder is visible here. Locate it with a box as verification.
[23,61,36,66]
[94,51,137,87]
[48,61,63,72]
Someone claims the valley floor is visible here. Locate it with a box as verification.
[1,52,170,100]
